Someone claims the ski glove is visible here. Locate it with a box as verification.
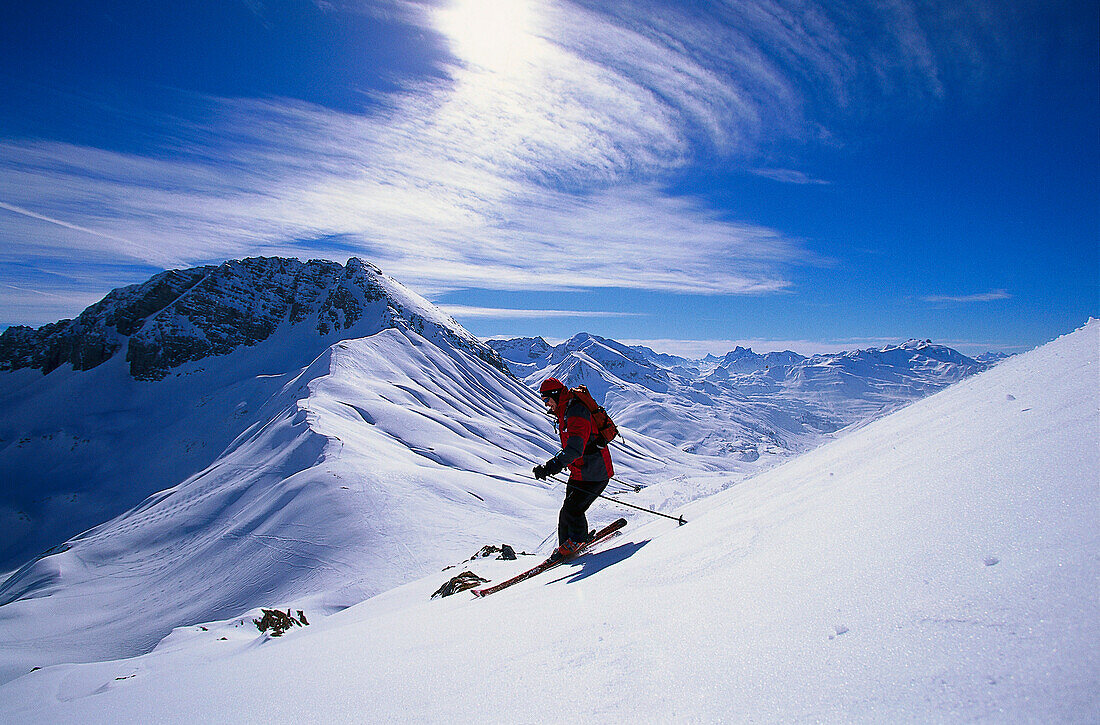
[533,458,565,480]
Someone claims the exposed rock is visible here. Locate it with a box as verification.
[1,257,509,381]
[431,571,489,599]
[253,608,309,637]
[0,267,212,374]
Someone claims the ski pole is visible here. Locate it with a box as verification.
[551,475,686,526]
[610,475,641,493]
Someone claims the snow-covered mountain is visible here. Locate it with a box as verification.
[490,332,990,458]
[0,258,695,683]
[2,254,1083,716]
[0,257,504,573]
[3,321,1095,723]
[0,257,506,380]
[974,351,1013,365]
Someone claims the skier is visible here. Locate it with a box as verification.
[532,377,614,561]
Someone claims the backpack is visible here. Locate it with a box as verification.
[568,385,618,448]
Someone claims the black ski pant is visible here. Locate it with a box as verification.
[558,478,609,546]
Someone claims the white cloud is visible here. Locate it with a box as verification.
[0,0,1017,323]
[439,305,643,320]
[0,264,155,327]
[922,289,1012,303]
[750,168,831,185]
[0,82,806,300]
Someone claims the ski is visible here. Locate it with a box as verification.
[471,518,627,598]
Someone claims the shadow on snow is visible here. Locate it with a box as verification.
[547,539,650,586]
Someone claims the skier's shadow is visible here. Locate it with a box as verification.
[548,539,649,586]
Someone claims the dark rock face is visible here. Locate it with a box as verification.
[0,325,44,372]
[0,267,214,374]
[1,257,508,381]
[123,257,333,380]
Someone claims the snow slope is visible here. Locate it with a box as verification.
[4,321,1095,723]
[0,257,508,573]
[0,262,701,685]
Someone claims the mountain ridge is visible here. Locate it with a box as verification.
[490,332,990,459]
[0,257,513,575]
[0,257,508,380]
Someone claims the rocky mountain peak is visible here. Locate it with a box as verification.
[1,257,506,380]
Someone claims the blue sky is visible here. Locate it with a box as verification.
[0,0,1096,356]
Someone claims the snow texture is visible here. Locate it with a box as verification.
[0,257,510,574]
[1,315,1096,722]
[0,260,695,684]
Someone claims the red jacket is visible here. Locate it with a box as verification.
[553,390,614,481]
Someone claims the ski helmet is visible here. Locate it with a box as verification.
[539,377,565,402]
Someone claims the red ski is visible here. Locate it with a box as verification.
[471,518,627,598]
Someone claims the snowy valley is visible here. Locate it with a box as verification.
[0,258,1096,722]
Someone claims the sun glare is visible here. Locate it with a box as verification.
[435,0,543,72]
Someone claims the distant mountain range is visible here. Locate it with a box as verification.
[489,332,992,458]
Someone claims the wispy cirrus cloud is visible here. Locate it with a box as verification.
[750,168,831,185]
[439,305,643,320]
[0,260,164,328]
[0,201,143,250]
[922,289,1012,303]
[0,0,1021,324]
[0,284,109,329]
